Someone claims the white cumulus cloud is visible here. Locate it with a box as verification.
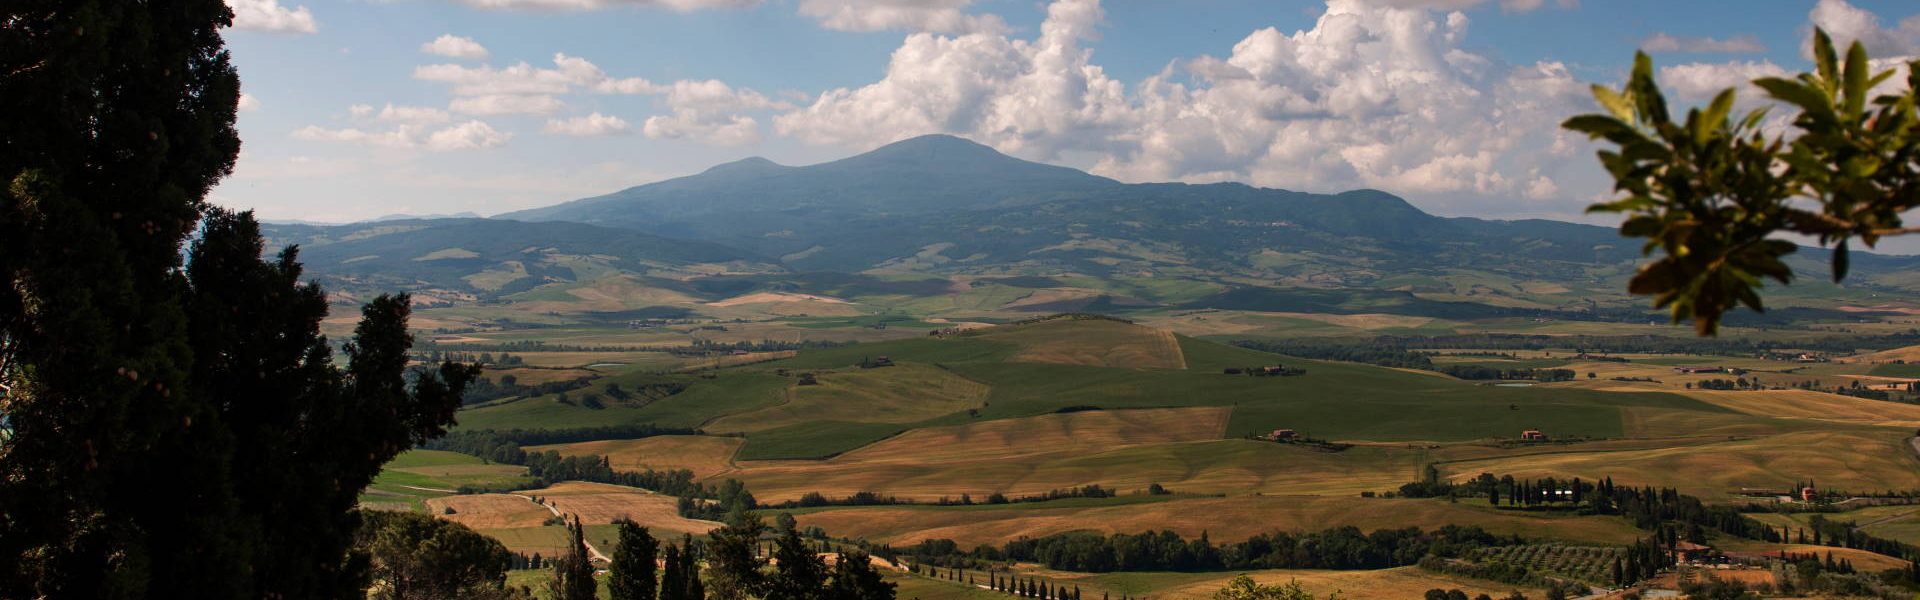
[1348,0,1575,13]
[377,104,454,123]
[1807,0,1920,59]
[427,121,513,150]
[1640,33,1766,54]
[292,119,510,151]
[452,0,758,11]
[450,94,567,115]
[225,0,317,33]
[238,93,261,112]
[422,34,490,60]
[776,0,1593,209]
[545,113,633,136]
[798,0,1007,34]
[1658,60,1789,101]
[414,54,662,97]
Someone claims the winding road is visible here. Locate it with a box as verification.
[511,493,611,564]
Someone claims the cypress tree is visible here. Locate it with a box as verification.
[683,536,706,600]
[766,517,827,600]
[0,6,488,597]
[662,545,686,600]
[548,517,597,600]
[825,550,895,600]
[611,521,660,600]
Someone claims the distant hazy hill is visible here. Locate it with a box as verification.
[261,218,776,299]
[497,135,1660,281]
[289,135,1918,316]
[503,135,1119,225]
[504,136,1575,274]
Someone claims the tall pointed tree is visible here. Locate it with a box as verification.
[704,513,767,600]
[682,534,706,600]
[661,544,686,600]
[767,516,827,600]
[1,4,476,598]
[548,517,597,600]
[611,520,659,600]
[826,550,896,600]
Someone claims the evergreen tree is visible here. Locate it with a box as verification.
[0,6,481,597]
[683,536,706,600]
[705,515,765,600]
[661,545,686,600]
[356,511,519,600]
[611,521,660,600]
[826,550,896,600]
[548,517,597,600]
[767,516,827,600]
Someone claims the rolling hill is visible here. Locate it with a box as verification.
[272,135,1920,330]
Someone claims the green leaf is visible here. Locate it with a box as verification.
[1562,115,1631,138]
[1813,28,1837,91]
[1753,78,1836,125]
[1592,85,1635,123]
[1844,41,1869,117]
[1694,89,1736,141]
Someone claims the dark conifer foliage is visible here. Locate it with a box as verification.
[0,3,476,597]
[611,520,660,600]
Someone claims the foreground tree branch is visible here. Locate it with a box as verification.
[1565,28,1920,335]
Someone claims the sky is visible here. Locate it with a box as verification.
[214,0,1920,250]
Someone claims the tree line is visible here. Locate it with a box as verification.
[890,525,1518,573]
[1243,332,1920,364]
[761,485,1120,510]
[1402,471,1787,545]
[1435,366,1576,382]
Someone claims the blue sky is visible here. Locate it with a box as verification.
[215,0,1920,249]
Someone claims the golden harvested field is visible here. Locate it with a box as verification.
[528,435,745,479]
[674,350,798,372]
[1615,405,1809,438]
[521,482,721,536]
[1150,567,1544,600]
[1851,344,1920,364]
[1261,312,1436,331]
[979,319,1186,370]
[1677,389,1920,427]
[477,526,570,557]
[1719,543,1914,572]
[733,438,1420,503]
[483,367,597,385]
[834,407,1232,465]
[508,351,692,369]
[790,495,1647,547]
[706,363,985,433]
[1435,430,1920,498]
[708,292,850,307]
[427,494,552,529]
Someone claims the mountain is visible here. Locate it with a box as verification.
[502,135,1119,226]
[315,135,1920,318]
[260,218,778,303]
[500,136,1661,287]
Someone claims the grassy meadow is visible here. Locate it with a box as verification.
[367,308,1920,593]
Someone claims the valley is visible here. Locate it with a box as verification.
[335,136,1920,598]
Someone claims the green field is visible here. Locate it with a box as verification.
[422,316,1920,589]
[1869,362,1920,377]
[456,319,1825,461]
[361,450,535,512]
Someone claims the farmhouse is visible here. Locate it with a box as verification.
[1520,429,1548,441]
[1269,429,1298,441]
[1673,541,1713,562]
